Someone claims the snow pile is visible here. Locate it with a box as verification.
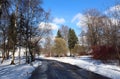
[45,56,120,79]
[0,58,42,79]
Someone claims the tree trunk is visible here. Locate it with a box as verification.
[116,46,120,65]
[6,50,9,59]
[70,49,71,56]
[1,54,5,63]
[1,30,6,63]
[18,46,21,64]
[10,45,15,65]
[26,46,29,63]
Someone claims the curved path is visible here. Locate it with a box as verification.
[29,59,111,79]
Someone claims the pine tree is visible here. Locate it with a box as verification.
[68,28,78,56]
[56,30,62,38]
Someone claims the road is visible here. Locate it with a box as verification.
[29,59,111,79]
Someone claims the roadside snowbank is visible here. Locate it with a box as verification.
[0,58,41,79]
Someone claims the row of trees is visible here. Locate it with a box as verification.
[83,8,120,46]
[45,25,81,57]
[80,3,120,61]
[0,0,51,64]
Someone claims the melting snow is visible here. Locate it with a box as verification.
[0,58,41,79]
[45,56,120,79]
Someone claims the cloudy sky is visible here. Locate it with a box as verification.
[42,0,116,36]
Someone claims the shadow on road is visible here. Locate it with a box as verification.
[29,58,111,79]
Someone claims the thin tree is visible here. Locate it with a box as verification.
[59,25,69,43]
[0,0,10,63]
[8,13,17,64]
[44,36,53,56]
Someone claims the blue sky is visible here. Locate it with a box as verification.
[42,0,116,36]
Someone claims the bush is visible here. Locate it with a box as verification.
[91,45,118,60]
[52,38,68,57]
[71,44,86,56]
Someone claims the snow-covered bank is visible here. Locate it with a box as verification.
[1,56,120,79]
[45,56,120,79]
[0,58,41,79]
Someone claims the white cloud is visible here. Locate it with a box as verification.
[105,5,120,14]
[104,5,120,25]
[39,22,58,30]
[109,5,120,12]
[72,13,88,32]
[71,13,82,22]
[53,17,65,24]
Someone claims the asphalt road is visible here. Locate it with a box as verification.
[29,59,111,79]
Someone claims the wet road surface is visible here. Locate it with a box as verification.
[29,59,111,79]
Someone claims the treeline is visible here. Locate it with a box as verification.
[43,2,120,61]
[0,0,51,64]
[80,3,120,61]
[43,25,85,57]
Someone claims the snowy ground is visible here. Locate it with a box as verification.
[0,58,41,79]
[45,56,120,79]
[1,56,120,79]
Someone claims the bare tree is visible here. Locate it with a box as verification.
[59,25,69,43]
[107,3,120,61]
[0,0,10,63]
[84,9,101,46]
[43,36,53,56]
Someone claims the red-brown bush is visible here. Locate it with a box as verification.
[91,45,118,60]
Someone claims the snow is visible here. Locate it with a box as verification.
[14,47,26,57]
[1,55,120,79]
[45,56,120,79]
[0,47,27,58]
[0,58,42,79]
[0,64,33,79]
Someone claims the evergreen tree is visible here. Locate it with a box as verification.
[56,30,62,38]
[68,28,78,56]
